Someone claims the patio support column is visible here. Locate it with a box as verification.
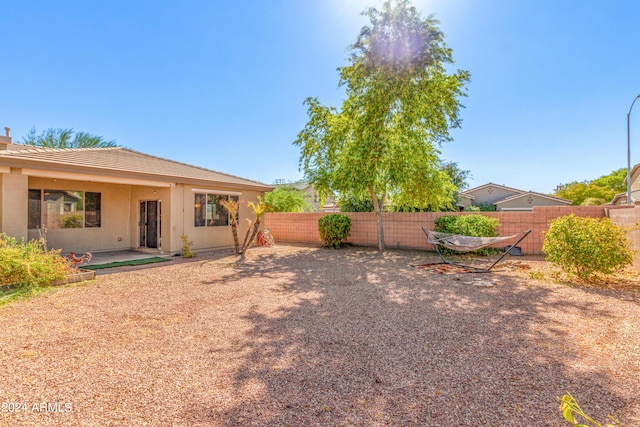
[0,170,28,240]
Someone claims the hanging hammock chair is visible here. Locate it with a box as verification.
[422,227,532,272]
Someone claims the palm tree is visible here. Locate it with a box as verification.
[22,127,118,148]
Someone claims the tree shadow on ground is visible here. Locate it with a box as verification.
[186,246,639,426]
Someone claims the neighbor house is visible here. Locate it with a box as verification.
[458,183,571,211]
[611,164,640,205]
[0,128,273,254]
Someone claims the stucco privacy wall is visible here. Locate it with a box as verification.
[265,206,632,254]
[608,207,640,271]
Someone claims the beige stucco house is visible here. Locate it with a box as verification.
[611,164,640,205]
[458,183,571,211]
[0,130,273,254]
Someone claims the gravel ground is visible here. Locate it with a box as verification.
[1,244,639,426]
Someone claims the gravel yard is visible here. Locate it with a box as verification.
[1,244,639,426]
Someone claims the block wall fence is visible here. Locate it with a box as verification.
[608,207,640,271]
[265,206,636,256]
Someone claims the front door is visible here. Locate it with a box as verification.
[139,200,161,249]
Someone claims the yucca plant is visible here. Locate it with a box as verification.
[240,197,271,255]
[220,198,240,254]
[559,393,620,427]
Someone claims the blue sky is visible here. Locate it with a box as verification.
[2,0,639,194]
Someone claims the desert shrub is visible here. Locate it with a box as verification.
[318,214,351,248]
[0,233,71,287]
[433,214,500,255]
[559,393,620,426]
[542,214,634,280]
[581,197,605,206]
[434,214,499,237]
[180,235,195,258]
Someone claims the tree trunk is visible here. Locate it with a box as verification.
[240,219,254,255]
[230,220,240,254]
[240,220,261,255]
[369,186,385,252]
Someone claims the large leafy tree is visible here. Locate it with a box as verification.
[442,161,471,210]
[294,0,469,250]
[554,168,626,205]
[591,168,626,193]
[265,186,310,212]
[339,192,375,212]
[22,127,118,148]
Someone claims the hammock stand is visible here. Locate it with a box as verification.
[422,227,532,273]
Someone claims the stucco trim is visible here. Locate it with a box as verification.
[191,188,243,196]
[21,168,175,187]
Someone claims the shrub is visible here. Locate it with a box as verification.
[318,214,351,248]
[580,197,605,206]
[542,214,635,280]
[473,202,496,212]
[559,393,620,426]
[180,235,195,258]
[434,214,499,237]
[434,214,500,255]
[339,195,374,212]
[0,233,71,287]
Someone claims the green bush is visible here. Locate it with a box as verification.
[542,214,635,280]
[318,214,351,248]
[434,214,499,237]
[180,234,195,258]
[434,214,500,255]
[0,233,71,288]
[339,195,374,212]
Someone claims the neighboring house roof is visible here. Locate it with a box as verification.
[458,193,475,200]
[273,181,312,191]
[611,190,640,205]
[626,164,640,183]
[0,144,273,191]
[292,182,311,191]
[459,182,525,197]
[494,191,572,206]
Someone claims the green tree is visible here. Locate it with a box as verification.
[442,161,471,210]
[554,168,627,205]
[22,127,118,148]
[294,0,469,251]
[339,193,375,212]
[591,168,626,193]
[264,186,310,212]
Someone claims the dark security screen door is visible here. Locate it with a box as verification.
[139,201,161,249]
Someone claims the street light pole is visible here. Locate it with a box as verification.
[627,94,640,206]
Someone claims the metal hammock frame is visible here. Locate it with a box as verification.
[422,227,532,273]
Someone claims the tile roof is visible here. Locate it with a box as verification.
[0,144,273,191]
[459,182,525,197]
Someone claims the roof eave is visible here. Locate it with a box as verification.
[4,158,274,192]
